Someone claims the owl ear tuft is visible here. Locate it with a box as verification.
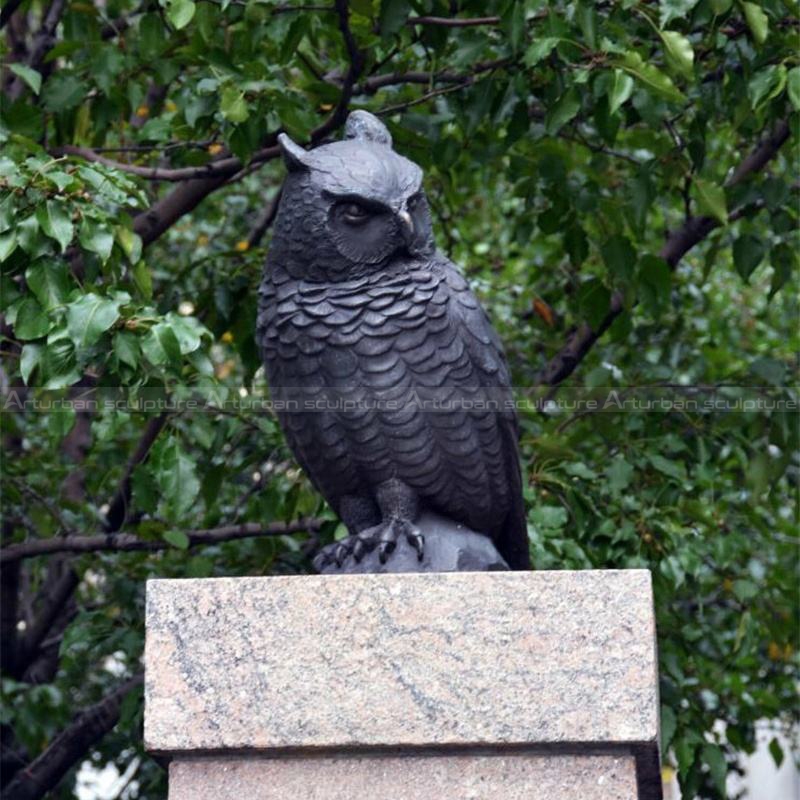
[344,110,392,148]
[278,133,310,172]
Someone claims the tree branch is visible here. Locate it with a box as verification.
[16,560,78,684]
[0,0,24,30]
[104,413,170,533]
[8,477,74,535]
[535,120,792,388]
[133,174,232,246]
[0,541,20,673]
[0,518,326,563]
[55,145,248,182]
[377,80,474,116]
[247,187,282,248]
[358,58,511,94]
[407,15,500,28]
[3,674,143,800]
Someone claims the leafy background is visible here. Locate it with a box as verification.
[1,1,798,798]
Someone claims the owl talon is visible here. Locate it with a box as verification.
[407,529,425,561]
[334,542,351,567]
[378,540,396,564]
[314,514,422,570]
[352,538,366,562]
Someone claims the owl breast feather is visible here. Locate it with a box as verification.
[255,255,520,551]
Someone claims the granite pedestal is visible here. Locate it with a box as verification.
[145,570,662,799]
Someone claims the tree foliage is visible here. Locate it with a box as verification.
[1,1,798,798]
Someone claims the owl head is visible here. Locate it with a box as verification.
[272,111,434,280]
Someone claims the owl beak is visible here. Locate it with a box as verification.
[398,209,415,243]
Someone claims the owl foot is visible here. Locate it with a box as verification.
[312,535,364,572]
[312,518,424,571]
[353,517,424,565]
[370,517,425,564]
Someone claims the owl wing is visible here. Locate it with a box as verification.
[420,256,530,570]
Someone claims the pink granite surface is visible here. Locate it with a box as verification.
[169,753,639,800]
[145,570,658,754]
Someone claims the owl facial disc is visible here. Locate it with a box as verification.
[273,111,434,275]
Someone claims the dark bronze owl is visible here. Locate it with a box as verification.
[256,111,530,571]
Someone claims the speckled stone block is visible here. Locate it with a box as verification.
[168,753,639,800]
[146,570,661,799]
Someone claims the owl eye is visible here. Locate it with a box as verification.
[340,202,371,225]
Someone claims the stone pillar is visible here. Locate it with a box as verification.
[145,570,662,800]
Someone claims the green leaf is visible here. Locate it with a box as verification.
[564,462,598,480]
[693,178,727,224]
[0,230,17,262]
[379,0,411,38]
[576,278,611,329]
[9,64,42,95]
[620,51,685,104]
[601,234,637,284]
[531,505,568,530]
[20,343,42,383]
[167,0,196,30]
[524,38,560,68]
[36,200,74,253]
[638,254,672,317]
[732,578,758,602]
[115,227,142,265]
[113,331,140,369]
[575,2,597,50]
[710,0,732,12]
[660,30,694,78]
[660,705,677,753]
[787,67,800,111]
[25,258,72,311]
[701,743,727,795]
[139,14,166,59]
[66,292,127,348]
[659,0,700,28]
[41,73,85,112]
[165,312,205,354]
[768,737,784,768]
[545,89,581,135]
[142,322,182,367]
[750,356,785,386]
[220,87,249,123]
[648,454,687,482]
[40,337,79,388]
[14,297,51,340]
[131,463,159,512]
[732,234,765,281]
[748,65,787,110]
[79,220,114,263]
[349,0,372,17]
[740,1,768,44]
[769,242,796,298]
[154,441,201,523]
[163,529,190,549]
[606,456,634,493]
[502,1,526,53]
[607,69,635,115]
[131,261,153,301]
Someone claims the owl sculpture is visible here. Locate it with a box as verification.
[256,110,530,572]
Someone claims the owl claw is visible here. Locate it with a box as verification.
[313,517,425,571]
[334,542,350,568]
[407,529,425,561]
[378,540,396,564]
[352,538,367,562]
